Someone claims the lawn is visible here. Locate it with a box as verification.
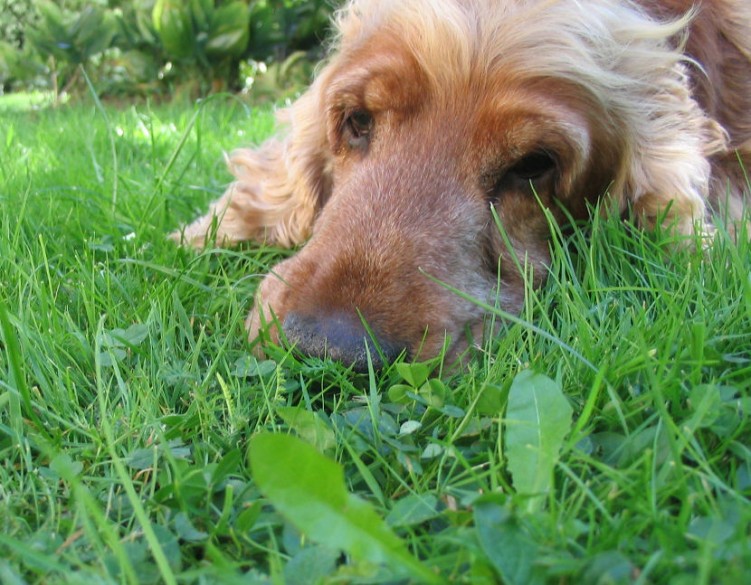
[0,96,749,584]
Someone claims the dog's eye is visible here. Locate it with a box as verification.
[507,152,556,181]
[344,109,373,148]
[485,151,557,200]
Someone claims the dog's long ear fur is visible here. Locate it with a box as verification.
[598,7,728,237]
[616,58,727,237]
[172,70,333,248]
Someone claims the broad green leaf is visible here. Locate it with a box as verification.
[108,323,149,347]
[153,0,195,59]
[151,525,182,572]
[173,512,208,542]
[687,516,735,546]
[233,355,276,378]
[190,0,213,31]
[248,433,441,584]
[474,498,544,585]
[581,551,635,585]
[126,441,190,470]
[685,384,722,431]
[399,420,422,436]
[439,404,465,417]
[235,501,262,532]
[395,362,431,387]
[49,454,83,479]
[70,6,116,60]
[28,1,74,61]
[476,383,507,415]
[385,494,440,527]
[98,347,127,367]
[210,448,243,485]
[421,444,443,459]
[418,378,447,408]
[387,383,414,404]
[276,406,336,452]
[207,3,250,57]
[504,370,572,512]
[283,545,339,585]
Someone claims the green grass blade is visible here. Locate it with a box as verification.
[94,318,178,585]
[81,67,118,209]
[0,300,43,436]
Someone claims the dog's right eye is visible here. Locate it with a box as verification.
[508,152,556,181]
[344,110,373,148]
[486,151,557,200]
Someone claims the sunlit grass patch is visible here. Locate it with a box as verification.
[0,90,62,112]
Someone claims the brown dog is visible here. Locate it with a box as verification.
[174,0,751,370]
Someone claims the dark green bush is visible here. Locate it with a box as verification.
[248,0,334,61]
[26,0,117,96]
[0,0,38,49]
[1,0,339,101]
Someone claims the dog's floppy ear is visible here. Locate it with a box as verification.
[592,5,730,239]
[172,68,334,249]
[617,59,727,238]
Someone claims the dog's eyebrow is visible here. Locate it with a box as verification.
[327,46,427,114]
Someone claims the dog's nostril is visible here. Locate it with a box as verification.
[282,312,404,372]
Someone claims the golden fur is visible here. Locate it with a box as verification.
[174,0,751,369]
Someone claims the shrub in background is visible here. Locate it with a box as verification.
[248,0,332,61]
[0,0,36,47]
[25,0,117,99]
[0,0,338,102]
[151,0,250,94]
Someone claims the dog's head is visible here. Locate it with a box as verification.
[248,0,724,369]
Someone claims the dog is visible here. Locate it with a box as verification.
[173,0,751,370]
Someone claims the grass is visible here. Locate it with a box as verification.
[0,95,749,584]
[0,91,62,113]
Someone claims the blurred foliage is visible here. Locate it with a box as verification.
[25,1,117,98]
[0,0,339,101]
[248,0,333,61]
[0,0,42,92]
[0,0,39,48]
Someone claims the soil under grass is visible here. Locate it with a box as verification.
[0,97,749,584]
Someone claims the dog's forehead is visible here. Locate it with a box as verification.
[328,26,589,136]
[331,1,593,110]
[333,0,683,108]
[326,39,426,114]
[337,1,556,78]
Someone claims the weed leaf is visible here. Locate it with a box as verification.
[474,498,544,585]
[233,355,276,378]
[108,323,149,347]
[283,545,339,585]
[248,433,441,584]
[395,362,431,387]
[505,370,572,511]
[386,494,440,527]
[276,406,336,452]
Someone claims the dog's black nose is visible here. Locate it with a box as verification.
[282,312,404,371]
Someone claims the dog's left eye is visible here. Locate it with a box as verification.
[344,110,373,148]
[507,152,557,181]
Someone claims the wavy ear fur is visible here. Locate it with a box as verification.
[619,59,728,237]
[602,9,729,237]
[172,71,333,248]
